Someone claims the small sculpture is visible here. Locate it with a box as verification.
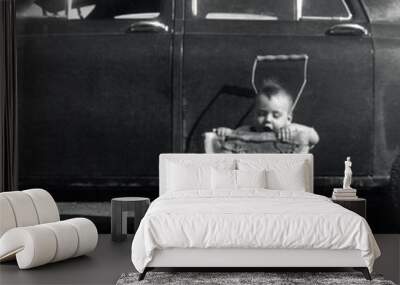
[343,156,353,189]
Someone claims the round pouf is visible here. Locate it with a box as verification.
[111,197,150,242]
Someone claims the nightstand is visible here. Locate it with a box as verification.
[331,198,366,219]
[111,197,150,242]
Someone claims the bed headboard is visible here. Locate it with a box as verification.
[159,154,314,195]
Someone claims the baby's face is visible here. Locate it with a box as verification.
[255,93,292,132]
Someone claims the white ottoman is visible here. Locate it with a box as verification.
[0,189,98,269]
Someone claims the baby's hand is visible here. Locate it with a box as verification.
[278,126,293,144]
[278,125,308,145]
[213,127,234,138]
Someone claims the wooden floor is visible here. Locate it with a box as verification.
[1,234,399,285]
[0,235,134,285]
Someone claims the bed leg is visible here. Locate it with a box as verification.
[362,268,372,281]
[138,268,147,281]
[354,267,371,280]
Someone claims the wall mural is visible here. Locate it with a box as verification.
[15,0,400,233]
[203,54,319,154]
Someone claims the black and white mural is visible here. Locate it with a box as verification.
[15,0,400,232]
[200,55,320,154]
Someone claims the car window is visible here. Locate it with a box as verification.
[300,0,352,21]
[16,0,161,20]
[190,0,296,21]
[363,0,400,23]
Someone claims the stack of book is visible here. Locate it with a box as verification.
[332,188,358,200]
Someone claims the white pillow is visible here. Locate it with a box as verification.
[237,159,308,192]
[211,169,268,190]
[266,168,306,192]
[166,162,212,191]
[211,168,236,190]
[236,169,268,189]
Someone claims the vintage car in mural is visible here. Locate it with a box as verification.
[16,0,400,195]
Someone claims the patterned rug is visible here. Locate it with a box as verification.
[116,271,396,285]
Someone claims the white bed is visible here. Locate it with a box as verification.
[131,154,380,280]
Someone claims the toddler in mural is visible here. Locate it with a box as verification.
[205,79,319,153]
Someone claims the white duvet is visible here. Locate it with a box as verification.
[131,190,380,273]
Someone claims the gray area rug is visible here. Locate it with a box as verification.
[116,272,396,285]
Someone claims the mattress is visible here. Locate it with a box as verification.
[131,190,380,273]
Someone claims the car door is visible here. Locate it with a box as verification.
[182,0,373,177]
[17,0,173,189]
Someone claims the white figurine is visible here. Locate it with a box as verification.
[343,156,353,189]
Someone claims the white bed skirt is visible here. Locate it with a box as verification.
[148,248,366,268]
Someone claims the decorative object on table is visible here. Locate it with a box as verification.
[111,197,150,242]
[343,156,353,189]
[0,189,98,269]
[332,156,358,200]
[116,271,394,285]
[332,198,367,219]
[332,187,358,200]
